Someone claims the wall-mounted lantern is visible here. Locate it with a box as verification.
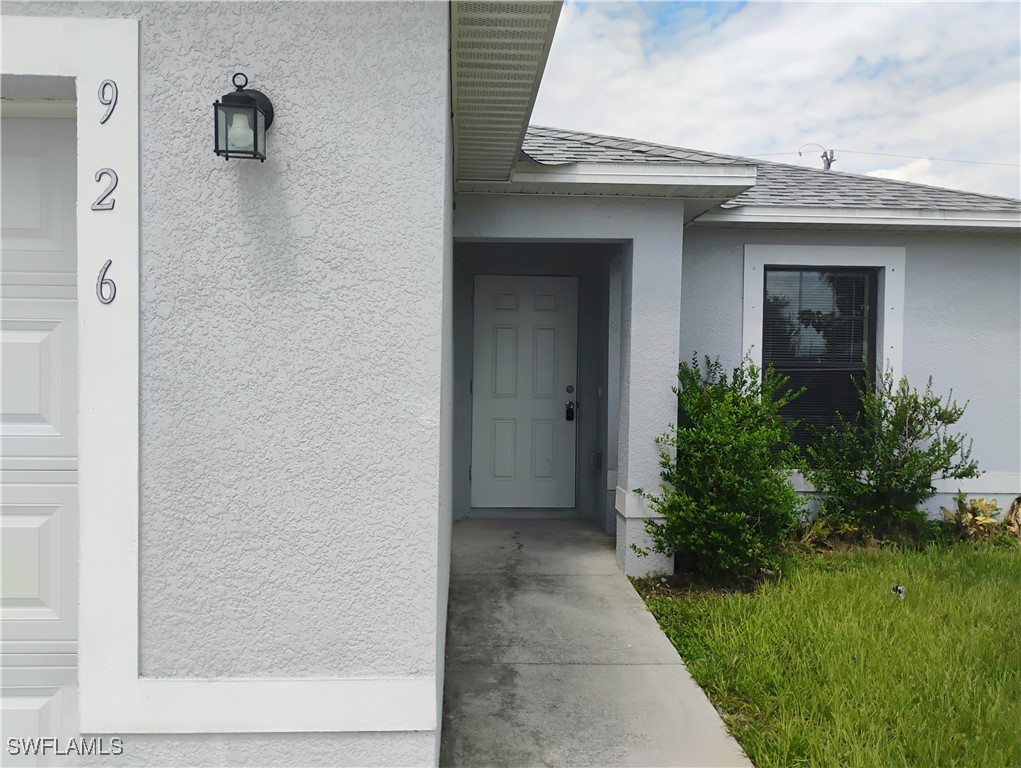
[213,73,274,162]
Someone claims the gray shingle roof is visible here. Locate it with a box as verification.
[523,126,1021,213]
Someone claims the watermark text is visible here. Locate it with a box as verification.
[7,737,124,757]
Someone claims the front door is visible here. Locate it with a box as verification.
[1,115,79,760]
[471,275,578,508]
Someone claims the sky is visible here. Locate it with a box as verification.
[530,1,1021,199]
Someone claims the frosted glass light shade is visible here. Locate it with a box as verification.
[213,79,273,162]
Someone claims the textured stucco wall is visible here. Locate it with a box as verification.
[900,232,1021,508]
[5,0,449,762]
[681,228,1021,500]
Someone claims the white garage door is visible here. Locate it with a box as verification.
[1,115,79,764]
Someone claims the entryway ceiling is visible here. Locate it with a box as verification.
[451,1,561,183]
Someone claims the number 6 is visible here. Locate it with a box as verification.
[96,259,116,305]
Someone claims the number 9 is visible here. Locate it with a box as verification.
[98,79,118,124]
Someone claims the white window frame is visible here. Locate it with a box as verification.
[2,15,433,734]
[743,244,905,491]
[743,244,905,382]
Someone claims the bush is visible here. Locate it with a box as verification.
[941,493,999,540]
[942,492,1021,544]
[635,355,804,578]
[1007,497,1021,539]
[805,367,980,538]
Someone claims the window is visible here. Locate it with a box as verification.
[762,267,877,446]
[743,244,905,451]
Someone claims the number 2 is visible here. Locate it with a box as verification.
[91,168,118,211]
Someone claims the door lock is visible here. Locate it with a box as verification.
[565,400,576,421]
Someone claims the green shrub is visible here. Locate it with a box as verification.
[941,492,1021,544]
[941,492,1000,541]
[805,367,980,538]
[635,355,804,578]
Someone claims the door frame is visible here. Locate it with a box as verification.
[452,242,616,522]
[3,14,431,734]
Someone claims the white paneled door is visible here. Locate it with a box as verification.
[471,275,578,508]
[1,116,79,763]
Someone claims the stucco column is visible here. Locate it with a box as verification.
[614,221,684,576]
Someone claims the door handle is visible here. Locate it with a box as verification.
[565,401,575,421]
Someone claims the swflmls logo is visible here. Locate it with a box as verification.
[7,737,124,757]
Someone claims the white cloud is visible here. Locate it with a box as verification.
[532,1,1021,198]
[867,157,940,185]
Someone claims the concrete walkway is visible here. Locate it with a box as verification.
[440,519,752,768]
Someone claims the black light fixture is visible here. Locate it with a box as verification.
[213,72,274,162]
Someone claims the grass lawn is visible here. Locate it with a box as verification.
[636,544,1021,768]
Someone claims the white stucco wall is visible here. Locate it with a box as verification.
[3,1,450,763]
[681,227,1021,507]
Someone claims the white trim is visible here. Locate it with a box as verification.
[0,99,77,118]
[2,14,435,735]
[457,161,757,198]
[931,474,1020,495]
[696,205,1020,230]
[614,486,663,520]
[513,162,757,186]
[791,472,1019,495]
[84,678,436,734]
[742,245,906,380]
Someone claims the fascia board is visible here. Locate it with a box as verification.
[693,205,1021,230]
[456,162,758,198]
[510,162,757,187]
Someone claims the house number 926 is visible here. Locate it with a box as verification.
[94,79,120,305]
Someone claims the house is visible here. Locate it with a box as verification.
[1,2,1017,765]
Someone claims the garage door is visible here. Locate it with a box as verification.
[1,114,79,764]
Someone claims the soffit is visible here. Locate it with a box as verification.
[457,161,758,213]
[451,1,561,182]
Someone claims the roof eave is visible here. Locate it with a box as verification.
[451,2,562,184]
[691,205,1021,232]
[455,161,758,199]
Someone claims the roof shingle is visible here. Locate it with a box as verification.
[523,126,1021,213]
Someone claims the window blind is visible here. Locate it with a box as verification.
[763,268,876,446]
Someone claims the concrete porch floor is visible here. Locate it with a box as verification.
[440,519,751,768]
